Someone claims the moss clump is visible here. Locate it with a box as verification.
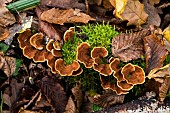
[62,34,83,64]
[164,53,170,65]
[78,22,119,53]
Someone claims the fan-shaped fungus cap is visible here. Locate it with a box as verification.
[33,49,47,62]
[72,68,83,76]
[18,29,32,49]
[113,69,125,81]
[110,58,121,72]
[46,39,55,52]
[51,49,62,57]
[53,41,61,50]
[93,64,113,76]
[23,44,37,59]
[100,75,128,95]
[117,81,134,91]
[30,33,44,50]
[64,27,75,42]
[91,47,108,59]
[55,58,80,76]
[76,42,94,68]
[121,63,145,85]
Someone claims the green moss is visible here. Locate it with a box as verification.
[62,34,83,64]
[164,53,170,65]
[78,22,119,54]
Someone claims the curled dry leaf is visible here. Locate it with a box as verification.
[112,30,149,62]
[144,34,168,73]
[40,8,95,25]
[64,96,76,113]
[0,26,10,41]
[147,64,170,102]
[40,77,67,113]
[110,0,148,26]
[0,7,16,27]
[41,0,85,10]
[89,90,125,108]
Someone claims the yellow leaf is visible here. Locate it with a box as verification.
[163,25,170,43]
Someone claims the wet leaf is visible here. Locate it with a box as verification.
[144,34,168,73]
[110,0,148,26]
[89,90,125,108]
[0,7,16,27]
[13,59,23,76]
[40,8,95,25]
[40,77,67,113]
[41,0,85,10]
[0,42,9,53]
[64,96,76,113]
[112,30,149,62]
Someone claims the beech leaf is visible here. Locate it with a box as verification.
[112,30,149,62]
[0,7,16,27]
[144,34,168,73]
[40,8,95,25]
[110,0,148,26]
[40,77,67,113]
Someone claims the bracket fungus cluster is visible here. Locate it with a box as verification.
[76,42,145,95]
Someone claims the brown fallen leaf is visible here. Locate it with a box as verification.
[40,77,67,113]
[144,34,168,73]
[149,0,160,5]
[110,0,148,26]
[71,82,83,111]
[35,92,51,108]
[0,7,16,27]
[35,7,62,42]
[64,96,76,113]
[0,52,16,77]
[88,0,103,5]
[147,64,170,102]
[41,0,85,11]
[0,0,12,7]
[112,30,150,62]
[103,0,114,11]
[142,0,161,28]
[0,26,10,41]
[89,90,125,108]
[40,8,95,25]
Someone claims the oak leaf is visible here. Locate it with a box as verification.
[144,34,168,73]
[110,0,148,26]
[112,30,149,62]
[0,7,16,27]
[40,8,95,25]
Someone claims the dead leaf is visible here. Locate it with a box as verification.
[40,77,67,113]
[89,90,125,108]
[112,30,149,62]
[147,64,170,101]
[0,7,16,27]
[159,77,170,102]
[144,34,168,73]
[0,52,16,77]
[142,0,161,27]
[88,0,103,5]
[110,0,148,26]
[71,82,83,111]
[103,0,114,11]
[0,26,10,41]
[41,0,85,10]
[40,8,95,25]
[149,0,160,5]
[0,0,12,7]
[35,92,51,108]
[64,96,76,113]
[163,24,170,43]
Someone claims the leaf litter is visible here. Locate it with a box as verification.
[0,0,170,112]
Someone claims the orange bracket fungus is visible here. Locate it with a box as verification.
[55,58,80,76]
[121,63,145,85]
[30,33,44,50]
[76,42,95,68]
[64,27,75,42]
[91,47,113,76]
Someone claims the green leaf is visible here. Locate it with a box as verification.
[0,42,9,53]
[13,59,23,76]
[92,104,102,112]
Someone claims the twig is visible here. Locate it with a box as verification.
[24,90,41,109]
